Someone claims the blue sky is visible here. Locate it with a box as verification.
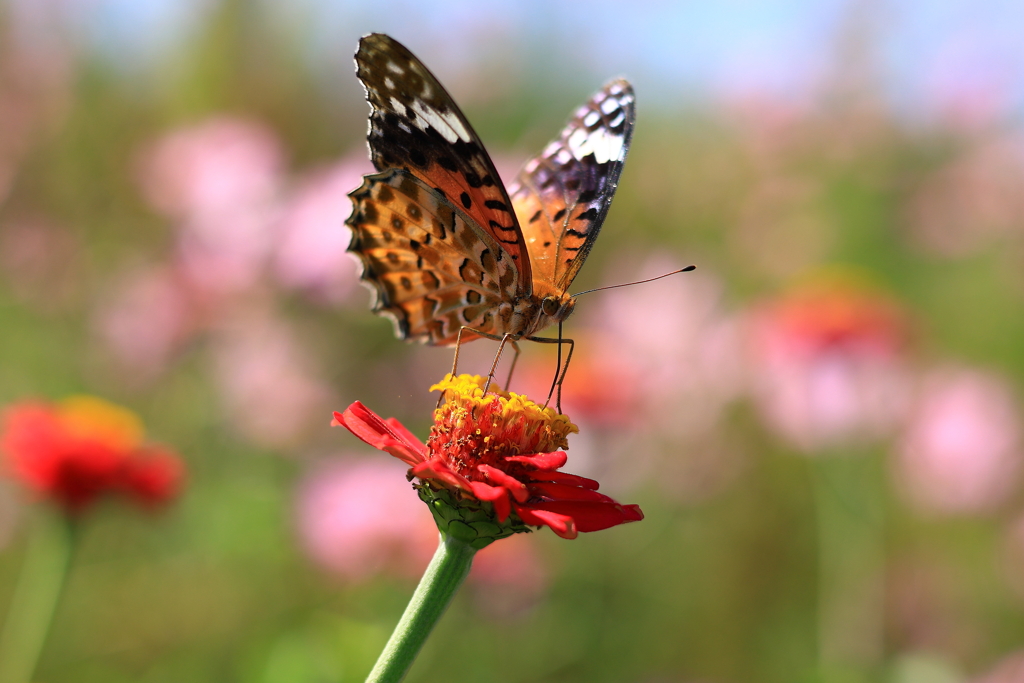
[16,0,1024,117]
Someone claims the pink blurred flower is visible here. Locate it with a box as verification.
[175,203,281,296]
[584,257,745,433]
[271,157,370,303]
[969,650,1024,683]
[895,368,1022,516]
[136,116,284,220]
[469,532,549,617]
[747,268,911,452]
[210,308,334,448]
[93,264,195,380]
[295,458,437,582]
[135,117,287,298]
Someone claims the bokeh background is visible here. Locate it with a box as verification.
[3,1,1024,681]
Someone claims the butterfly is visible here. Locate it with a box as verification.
[346,33,634,379]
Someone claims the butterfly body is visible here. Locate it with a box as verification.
[346,34,633,347]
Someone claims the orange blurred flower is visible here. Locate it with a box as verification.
[0,396,184,513]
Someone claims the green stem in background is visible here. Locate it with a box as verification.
[0,511,75,683]
[810,453,885,680]
[366,533,476,683]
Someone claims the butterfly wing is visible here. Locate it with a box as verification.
[347,169,518,345]
[353,33,532,288]
[508,79,635,296]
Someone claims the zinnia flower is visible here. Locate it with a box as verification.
[332,374,643,543]
[0,396,184,513]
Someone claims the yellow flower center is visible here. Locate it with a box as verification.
[427,374,577,478]
[58,395,144,451]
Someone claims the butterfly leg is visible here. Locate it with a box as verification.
[439,326,478,408]
[504,340,522,393]
[448,326,473,380]
[440,326,511,407]
[523,335,575,413]
[482,333,517,397]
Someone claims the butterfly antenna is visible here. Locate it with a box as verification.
[570,265,696,298]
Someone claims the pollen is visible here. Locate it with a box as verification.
[427,374,578,479]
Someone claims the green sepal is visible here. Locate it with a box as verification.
[415,484,531,549]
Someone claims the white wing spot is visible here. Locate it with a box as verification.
[383,77,394,90]
[567,129,588,154]
[386,61,405,75]
[568,127,623,164]
[440,110,471,142]
[583,111,601,127]
[600,98,619,115]
[542,141,561,157]
[409,99,460,143]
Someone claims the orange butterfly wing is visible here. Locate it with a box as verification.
[509,79,636,298]
[346,35,635,346]
[347,169,518,344]
[353,34,532,289]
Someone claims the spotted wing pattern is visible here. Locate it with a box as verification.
[509,79,635,296]
[347,169,518,345]
[346,33,634,346]
[353,33,532,285]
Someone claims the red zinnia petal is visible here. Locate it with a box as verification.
[468,481,511,522]
[513,505,578,539]
[504,451,567,470]
[525,470,601,490]
[525,500,644,533]
[528,481,620,504]
[477,464,529,502]
[411,457,472,491]
[334,403,426,466]
[123,447,185,507]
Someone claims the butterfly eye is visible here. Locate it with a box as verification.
[541,297,561,317]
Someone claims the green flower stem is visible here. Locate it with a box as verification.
[0,511,75,683]
[366,533,477,683]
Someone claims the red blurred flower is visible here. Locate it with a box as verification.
[0,396,184,513]
[333,374,643,541]
[748,268,912,452]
